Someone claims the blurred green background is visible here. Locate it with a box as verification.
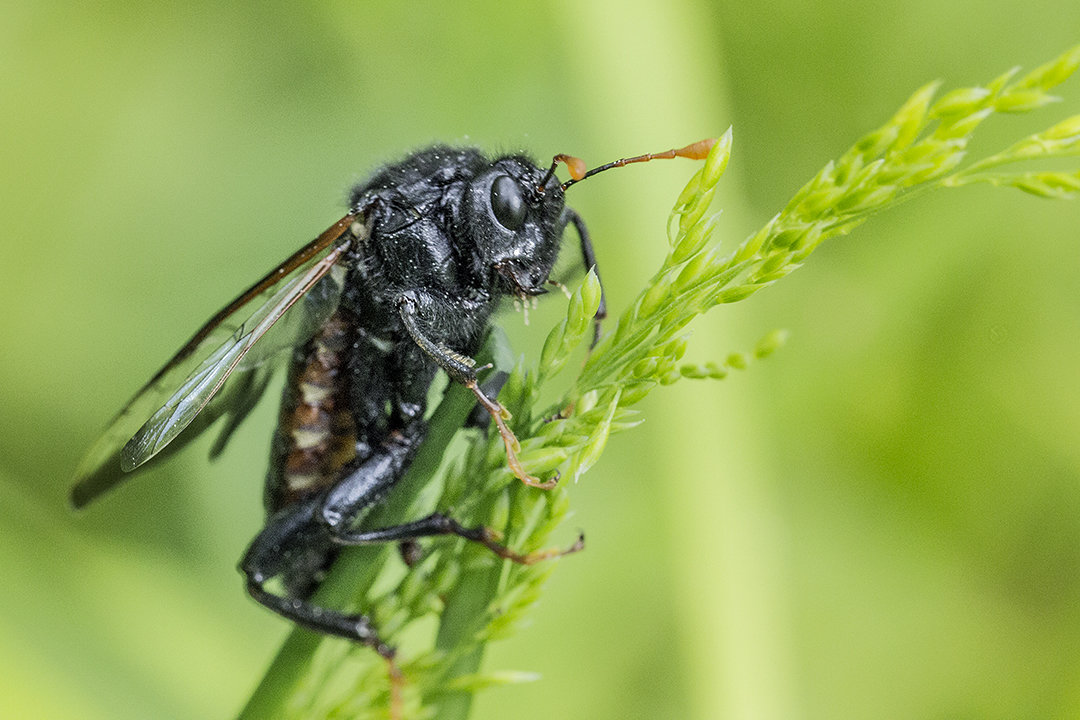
[3,2,1080,718]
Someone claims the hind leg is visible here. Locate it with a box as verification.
[240,492,397,656]
[242,421,580,648]
[240,423,423,653]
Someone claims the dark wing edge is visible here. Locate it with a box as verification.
[70,215,357,508]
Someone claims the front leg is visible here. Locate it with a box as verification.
[562,208,607,347]
[397,291,557,489]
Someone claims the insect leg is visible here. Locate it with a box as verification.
[241,428,422,652]
[329,512,585,565]
[562,208,607,346]
[245,578,394,655]
[240,495,395,657]
[464,370,508,430]
[397,293,556,489]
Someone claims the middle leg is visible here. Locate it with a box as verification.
[329,512,584,565]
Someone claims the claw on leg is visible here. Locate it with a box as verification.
[466,380,557,489]
[455,519,585,565]
[497,530,583,565]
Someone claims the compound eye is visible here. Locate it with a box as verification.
[490,174,526,230]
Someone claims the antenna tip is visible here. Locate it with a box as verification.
[554,154,587,181]
[676,138,717,160]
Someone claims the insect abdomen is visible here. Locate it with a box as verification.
[266,311,357,513]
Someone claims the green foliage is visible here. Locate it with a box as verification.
[241,45,1080,719]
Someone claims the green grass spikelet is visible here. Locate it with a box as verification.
[240,45,1080,720]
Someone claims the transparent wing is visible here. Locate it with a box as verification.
[70,215,357,508]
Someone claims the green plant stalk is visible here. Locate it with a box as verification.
[239,44,1080,719]
[427,560,501,719]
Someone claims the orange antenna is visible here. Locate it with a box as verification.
[540,138,716,193]
[537,153,586,192]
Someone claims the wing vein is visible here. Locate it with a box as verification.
[120,240,353,472]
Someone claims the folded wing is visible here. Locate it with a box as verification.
[71,215,357,507]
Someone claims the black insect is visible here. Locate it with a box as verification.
[71,138,714,661]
